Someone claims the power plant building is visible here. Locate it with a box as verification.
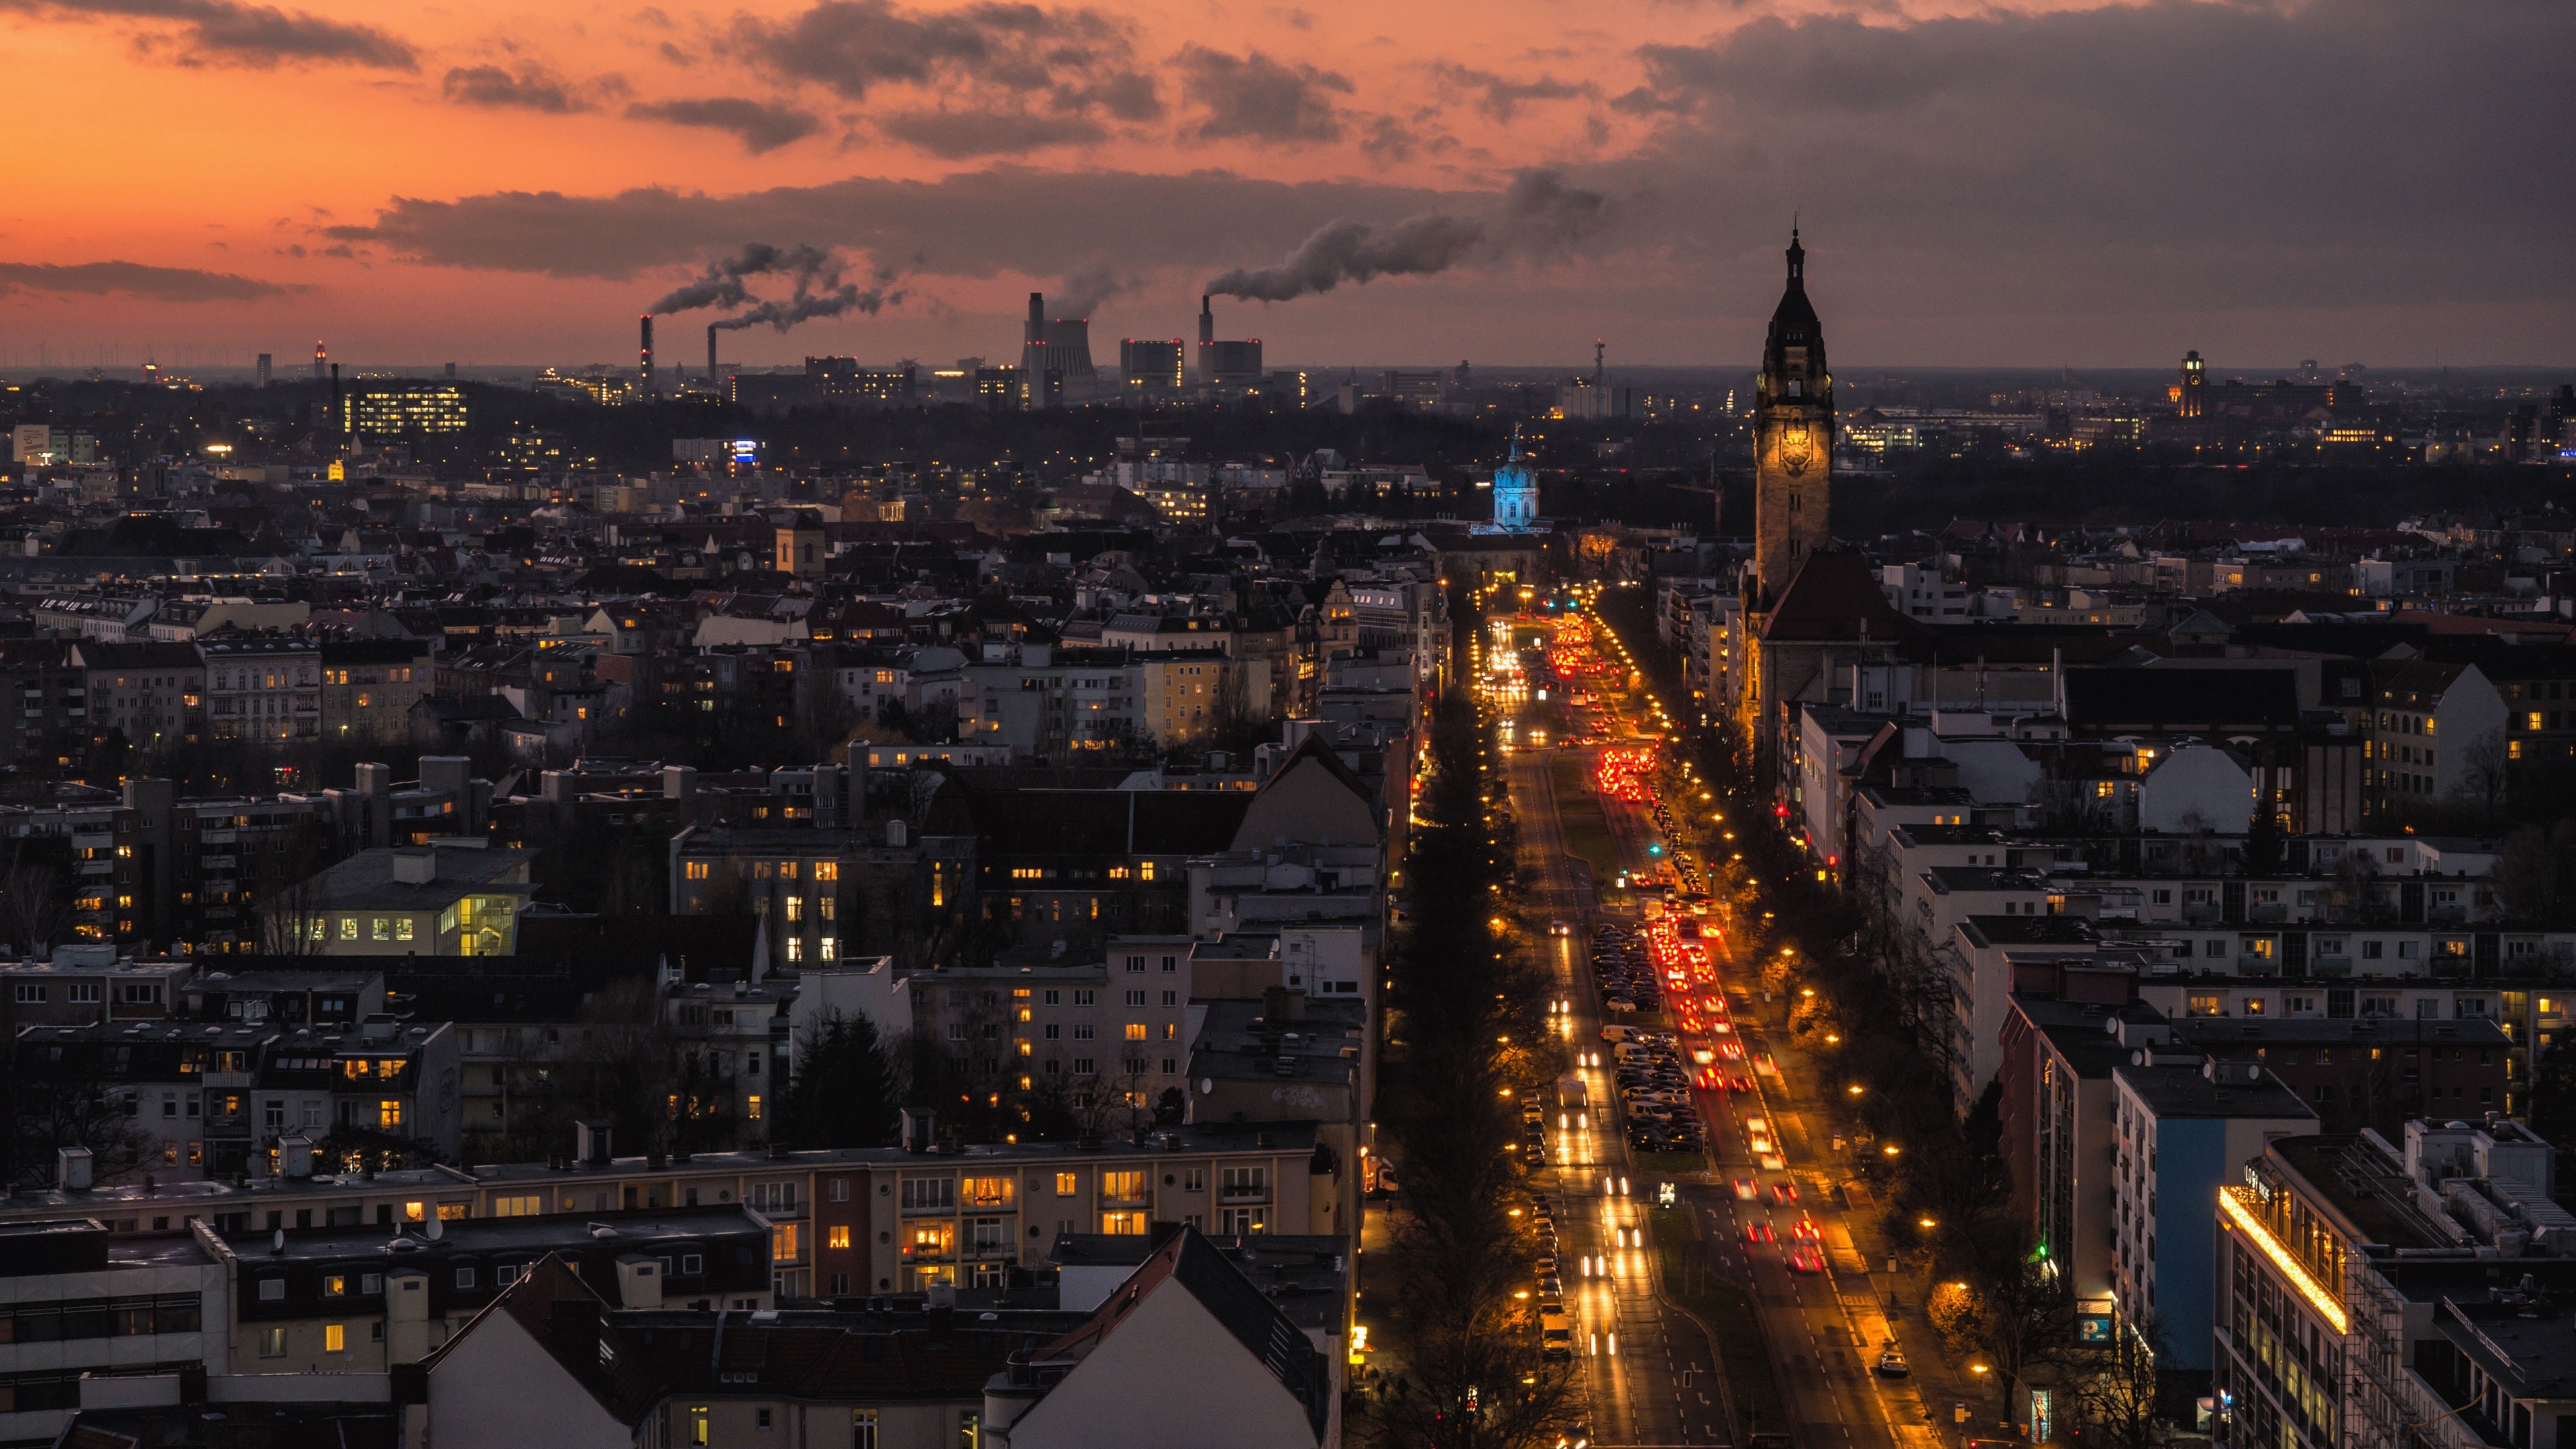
[1195,296,1263,388]
[1121,339,1185,389]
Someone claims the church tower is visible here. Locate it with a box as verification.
[1749,229,1832,611]
[1492,426,1537,530]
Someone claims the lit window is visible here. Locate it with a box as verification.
[325,1323,345,1352]
[829,1225,851,1249]
[747,1094,763,1120]
[339,917,358,941]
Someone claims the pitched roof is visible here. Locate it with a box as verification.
[2061,667,2300,730]
[969,787,1252,857]
[1760,551,1920,643]
[1034,1226,1331,1444]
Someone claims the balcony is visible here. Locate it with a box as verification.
[2248,903,2290,922]
[2237,955,2279,975]
[2311,955,2353,976]
[2182,903,2221,922]
[1218,1185,1271,1205]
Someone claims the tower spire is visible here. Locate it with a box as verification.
[1786,224,1805,286]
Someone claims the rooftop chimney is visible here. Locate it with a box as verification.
[576,1119,613,1168]
[390,849,436,885]
[56,1146,93,1192]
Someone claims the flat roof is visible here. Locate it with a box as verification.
[2115,1061,2318,1121]
[219,1205,765,1263]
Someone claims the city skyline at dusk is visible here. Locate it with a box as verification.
[1,0,2567,369]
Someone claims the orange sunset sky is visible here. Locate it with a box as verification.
[0,0,2565,369]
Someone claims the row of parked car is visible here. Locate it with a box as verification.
[1591,922,1666,1015]
[1608,1028,1706,1154]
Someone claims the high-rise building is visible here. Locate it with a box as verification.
[311,341,325,384]
[1748,229,1831,611]
[2180,349,2207,418]
[1120,339,1185,389]
[255,353,271,388]
[342,383,470,437]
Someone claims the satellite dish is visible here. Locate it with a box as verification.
[271,1229,286,1254]
[427,1215,444,1240]
[1197,1078,1214,1094]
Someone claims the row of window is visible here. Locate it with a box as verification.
[0,1295,202,1343]
[11,980,160,1004]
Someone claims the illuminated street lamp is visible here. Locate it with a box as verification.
[1919,1217,1937,1230]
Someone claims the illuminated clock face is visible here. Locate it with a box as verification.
[1777,417,1815,478]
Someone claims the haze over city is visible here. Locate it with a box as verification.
[3,0,2569,368]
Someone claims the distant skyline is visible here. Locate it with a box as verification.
[0,0,2568,369]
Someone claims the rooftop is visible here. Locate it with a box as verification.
[2114,1060,2319,1121]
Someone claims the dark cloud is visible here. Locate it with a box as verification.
[1605,0,2576,321]
[443,64,587,113]
[876,107,1104,159]
[1429,62,1590,122]
[0,0,414,68]
[328,166,1463,282]
[1175,46,1350,144]
[729,0,1160,148]
[628,97,821,152]
[1205,167,1613,301]
[0,260,292,302]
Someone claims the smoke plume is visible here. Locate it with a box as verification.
[651,241,902,333]
[1049,260,1142,318]
[1206,167,1611,302]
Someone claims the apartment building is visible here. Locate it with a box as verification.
[421,1255,1089,1449]
[2110,1057,2316,1371]
[199,632,319,744]
[0,1220,225,1445]
[205,1205,769,1374]
[0,1126,1331,1305]
[285,845,535,957]
[318,638,431,745]
[70,640,204,749]
[669,822,973,971]
[10,1014,459,1181]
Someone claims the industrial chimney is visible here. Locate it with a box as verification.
[706,323,718,385]
[639,315,655,399]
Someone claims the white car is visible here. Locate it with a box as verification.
[1732,1177,1758,1201]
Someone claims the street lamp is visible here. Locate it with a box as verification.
[1919,1217,1937,1230]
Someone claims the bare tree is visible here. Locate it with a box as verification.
[0,836,75,957]
[2453,730,2512,822]
[2070,1317,2169,1449]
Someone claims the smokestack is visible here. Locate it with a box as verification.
[1198,294,1214,348]
[706,323,718,384]
[639,315,655,399]
[329,362,340,432]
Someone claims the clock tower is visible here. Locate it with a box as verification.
[1748,229,1832,612]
